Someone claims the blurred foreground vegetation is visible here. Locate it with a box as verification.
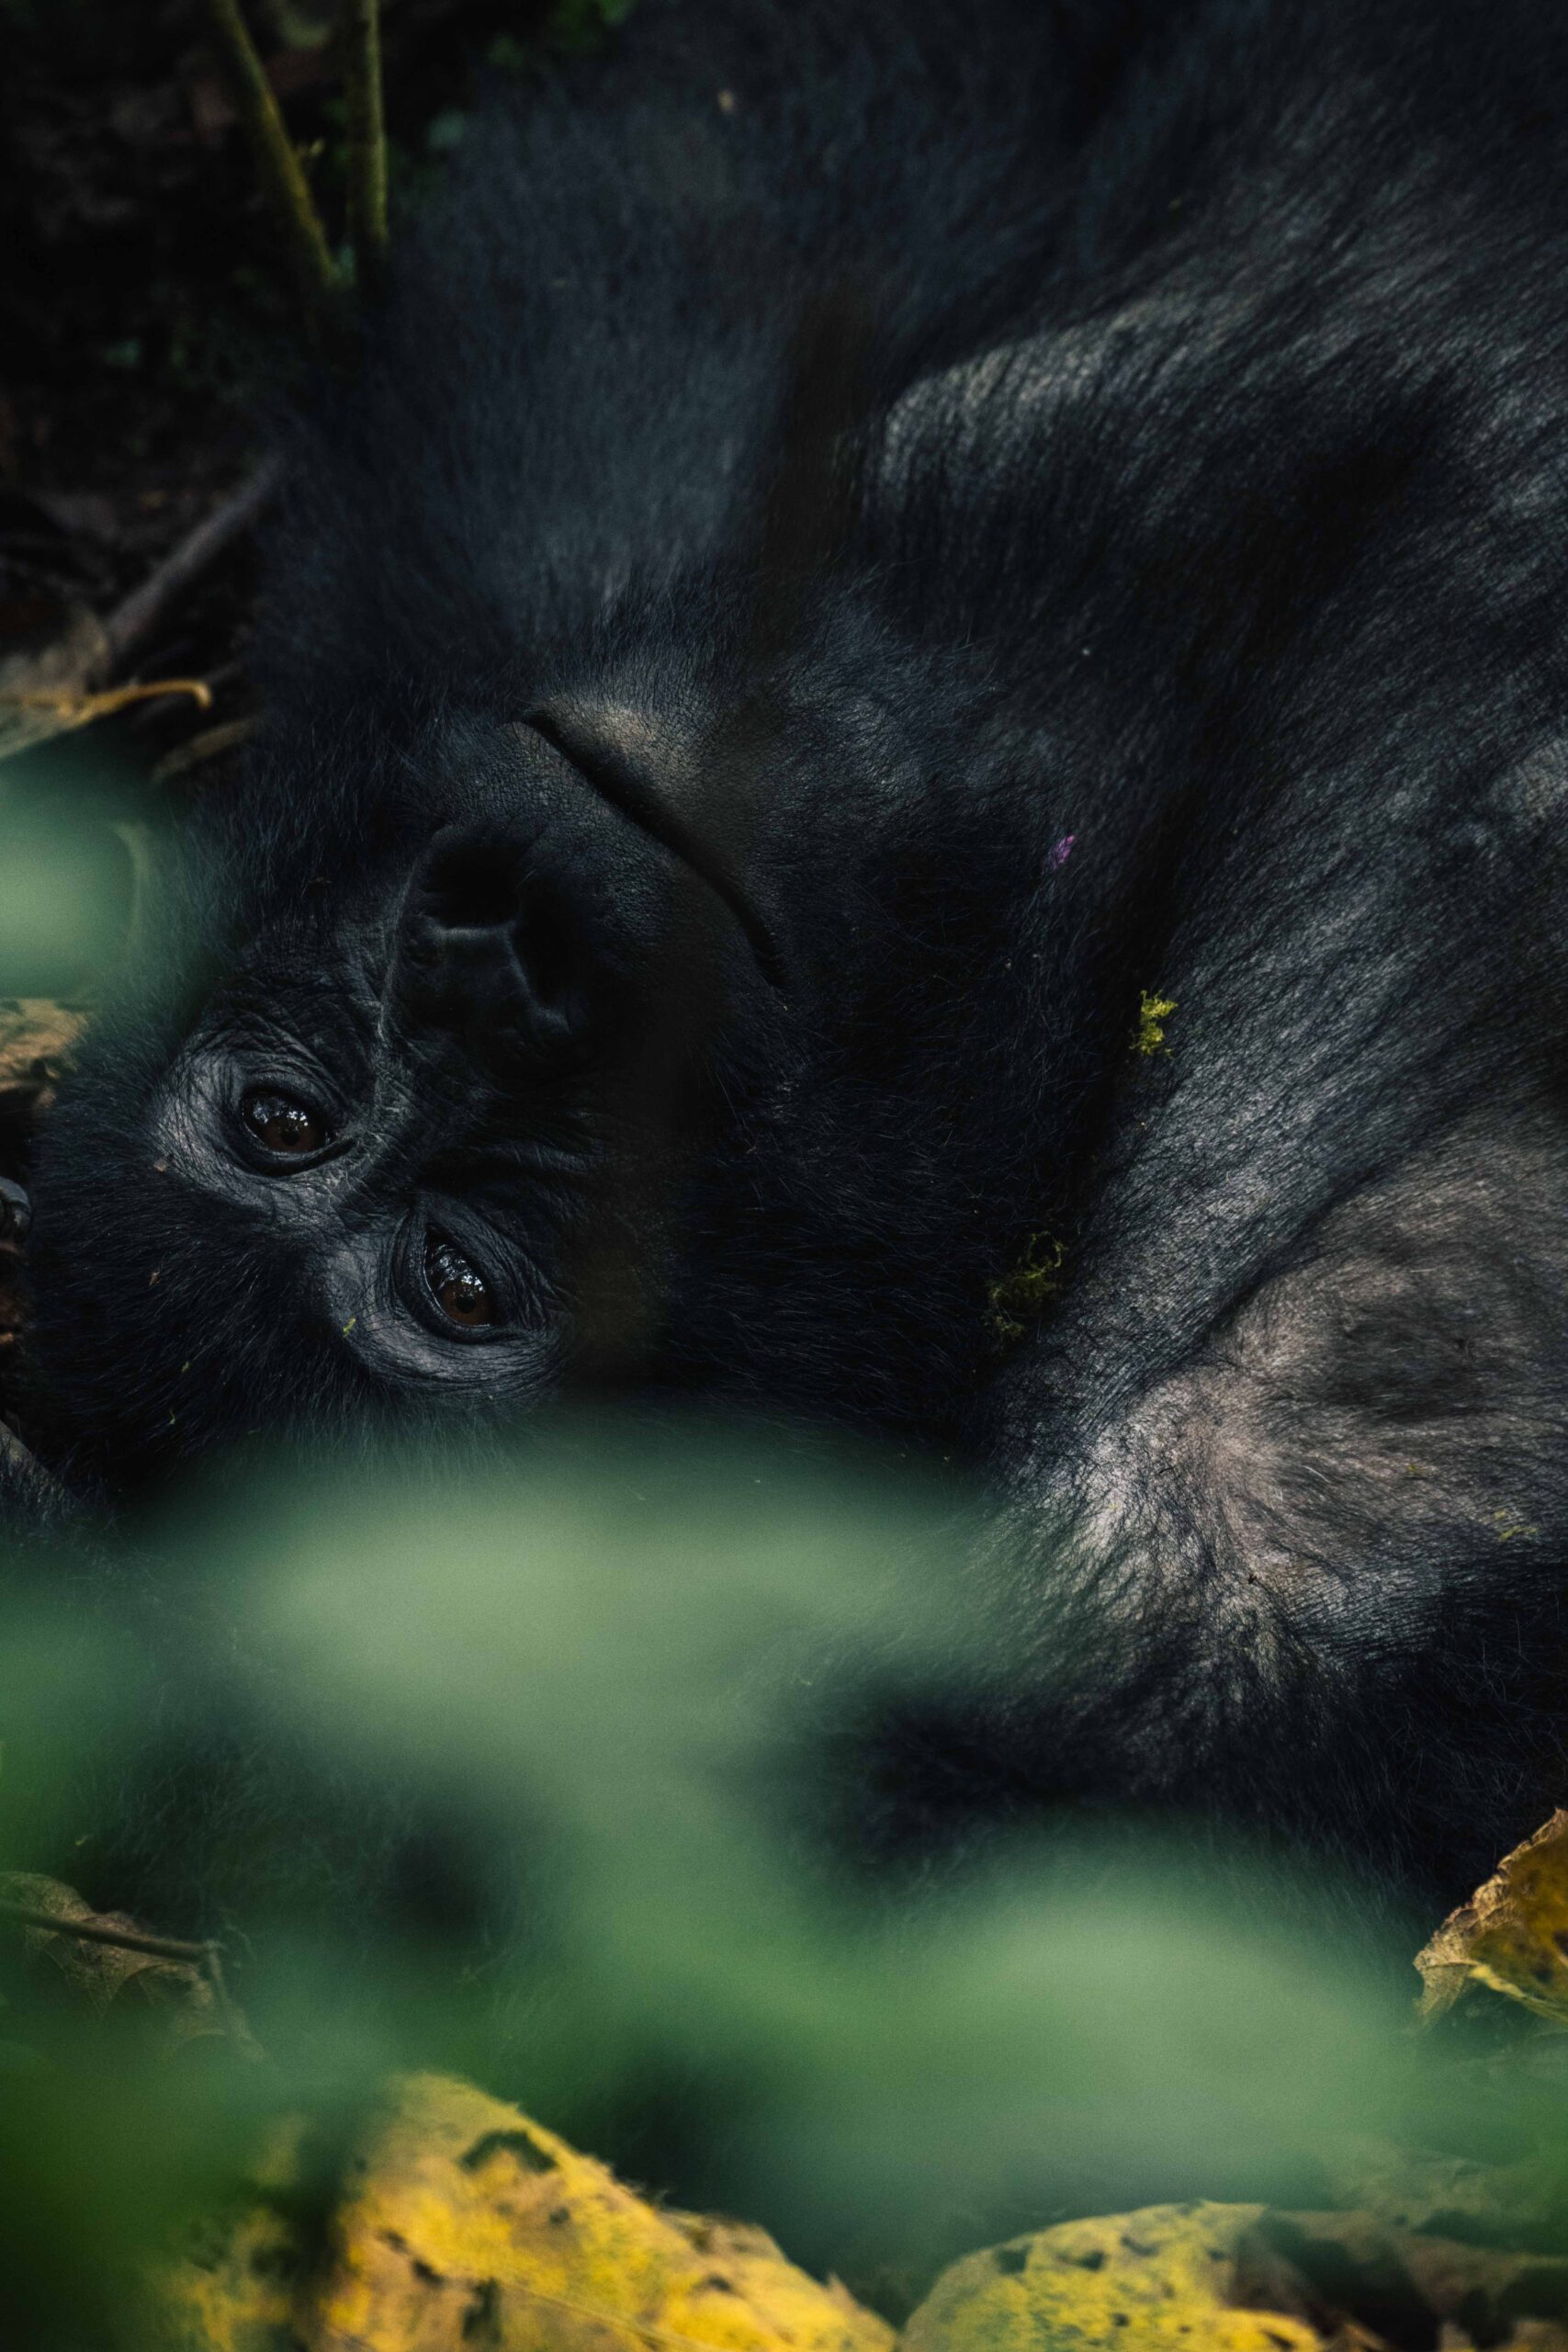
[4,1409,1568,2345]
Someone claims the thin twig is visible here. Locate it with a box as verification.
[0,1896,248,2038]
[152,714,260,784]
[104,459,279,670]
[4,680,213,721]
[339,0,389,292]
[200,0,342,326]
[0,1896,213,1967]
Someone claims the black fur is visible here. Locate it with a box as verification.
[16,0,1568,1908]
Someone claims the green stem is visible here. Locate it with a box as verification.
[201,0,342,325]
[339,0,389,291]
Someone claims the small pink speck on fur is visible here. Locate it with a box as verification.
[1048,833,1077,870]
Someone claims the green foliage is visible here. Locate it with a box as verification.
[5,1418,1538,2342]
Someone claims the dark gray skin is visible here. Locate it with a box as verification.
[13,0,1568,1913]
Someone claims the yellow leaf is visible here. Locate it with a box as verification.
[902,2202,1317,2349]
[1416,1807,1568,2024]
[903,2201,1568,2349]
[154,2071,895,2352]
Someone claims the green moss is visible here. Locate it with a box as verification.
[1133,989,1178,1057]
[987,1234,1066,1344]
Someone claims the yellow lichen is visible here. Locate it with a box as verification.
[1133,989,1178,1057]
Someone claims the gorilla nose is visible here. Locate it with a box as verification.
[396,824,594,1067]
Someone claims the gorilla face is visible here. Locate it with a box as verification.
[145,718,742,1396]
[25,696,822,1475]
[24,624,1040,1491]
[142,860,579,1408]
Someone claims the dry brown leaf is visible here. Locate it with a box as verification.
[1416,1810,1568,2025]
[0,994,86,1113]
[0,608,214,763]
[0,1871,254,2057]
[0,604,113,760]
[1232,2210,1568,2351]
[154,2070,895,2352]
[1322,2139,1568,2256]
[0,468,269,760]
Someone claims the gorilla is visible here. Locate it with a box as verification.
[9,0,1568,1913]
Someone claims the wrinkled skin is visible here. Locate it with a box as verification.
[16,0,1568,1907]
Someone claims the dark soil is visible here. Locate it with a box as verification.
[1,0,580,711]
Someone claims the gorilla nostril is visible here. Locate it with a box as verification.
[517,887,577,1015]
[400,824,593,1063]
[422,841,522,934]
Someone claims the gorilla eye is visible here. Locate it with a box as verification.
[424,1234,494,1329]
[239,1088,330,1159]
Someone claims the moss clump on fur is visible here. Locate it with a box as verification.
[1133,989,1178,1057]
[987,1234,1066,1344]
